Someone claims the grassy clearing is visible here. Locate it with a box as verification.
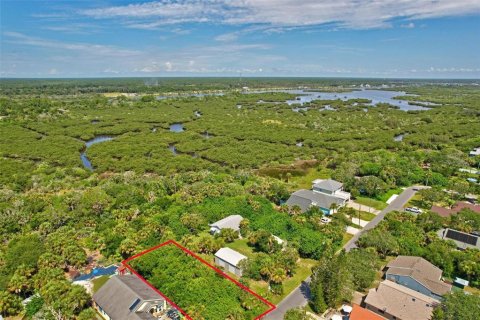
[377,188,403,202]
[348,210,376,221]
[355,197,388,210]
[92,275,110,293]
[225,238,255,259]
[289,167,332,190]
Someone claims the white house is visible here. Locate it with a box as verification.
[312,179,351,201]
[214,248,247,276]
[209,215,243,235]
[286,178,350,215]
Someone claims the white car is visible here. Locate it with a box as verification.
[405,207,422,214]
[320,217,332,224]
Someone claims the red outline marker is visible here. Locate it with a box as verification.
[122,240,276,320]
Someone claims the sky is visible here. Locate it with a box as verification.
[1,0,479,78]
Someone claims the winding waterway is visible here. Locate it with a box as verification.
[80,136,114,170]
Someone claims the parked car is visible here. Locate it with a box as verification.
[320,217,332,224]
[405,207,422,214]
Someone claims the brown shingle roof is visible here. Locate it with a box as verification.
[365,280,438,320]
[93,275,165,320]
[431,202,480,218]
[386,256,451,296]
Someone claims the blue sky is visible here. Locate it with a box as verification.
[1,0,479,78]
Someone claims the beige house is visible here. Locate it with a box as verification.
[364,280,438,320]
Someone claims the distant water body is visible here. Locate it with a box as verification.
[280,89,431,111]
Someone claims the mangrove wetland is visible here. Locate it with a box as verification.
[0,78,479,319]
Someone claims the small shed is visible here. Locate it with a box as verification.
[214,248,247,276]
[454,277,469,289]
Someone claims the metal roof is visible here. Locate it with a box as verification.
[209,215,243,231]
[312,179,343,192]
[286,189,345,212]
[215,247,247,267]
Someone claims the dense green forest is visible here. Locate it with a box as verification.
[0,78,479,319]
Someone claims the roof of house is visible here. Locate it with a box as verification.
[431,202,480,217]
[386,256,451,296]
[349,304,385,320]
[365,280,438,320]
[286,189,345,212]
[93,275,164,320]
[209,215,243,231]
[312,179,343,191]
[214,248,247,267]
[438,228,480,249]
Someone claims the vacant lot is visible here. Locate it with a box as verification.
[127,242,273,320]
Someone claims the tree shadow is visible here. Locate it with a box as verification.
[300,281,311,299]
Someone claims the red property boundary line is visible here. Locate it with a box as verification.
[121,240,276,320]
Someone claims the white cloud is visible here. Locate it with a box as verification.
[214,32,238,42]
[79,1,480,30]
[165,61,173,71]
[3,31,140,57]
[401,22,415,28]
[48,68,58,75]
[103,68,120,74]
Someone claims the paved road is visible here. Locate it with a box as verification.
[264,186,426,319]
[343,186,427,251]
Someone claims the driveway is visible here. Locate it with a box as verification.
[263,186,426,319]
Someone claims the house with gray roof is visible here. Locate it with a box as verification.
[209,215,243,235]
[93,275,168,320]
[286,189,347,215]
[385,256,451,300]
[312,178,351,201]
[214,247,247,276]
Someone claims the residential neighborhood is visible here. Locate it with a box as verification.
[286,179,351,214]
[364,280,438,320]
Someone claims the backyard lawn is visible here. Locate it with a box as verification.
[289,167,332,190]
[225,238,255,258]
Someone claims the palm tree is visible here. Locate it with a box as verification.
[329,203,339,214]
[270,268,287,284]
